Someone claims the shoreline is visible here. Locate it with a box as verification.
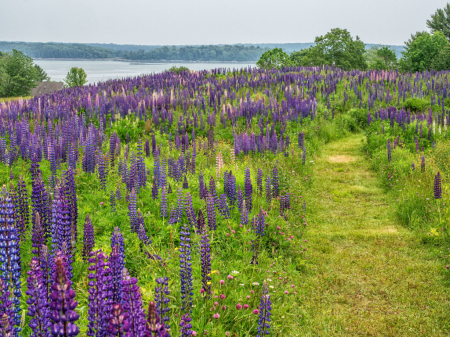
[34,58,256,64]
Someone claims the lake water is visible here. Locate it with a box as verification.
[34,60,256,84]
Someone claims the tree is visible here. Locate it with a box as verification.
[64,67,87,88]
[33,64,50,82]
[427,3,450,41]
[256,48,292,69]
[431,45,450,70]
[168,66,189,74]
[291,28,367,70]
[399,31,448,72]
[365,45,397,70]
[2,49,38,97]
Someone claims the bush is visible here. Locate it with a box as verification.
[168,66,189,74]
[403,98,429,112]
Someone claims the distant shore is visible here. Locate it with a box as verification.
[34,58,256,64]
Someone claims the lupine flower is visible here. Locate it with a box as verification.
[241,200,249,226]
[219,194,230,219]
[122,274,146,336]
[421,156,425,172]
[176,188,184,223]
[184,193,197,230]
[116,184,122,200]
[197,209,205,233]
[0,186,22,334]
[107,303,130,336]
[0,280,15,337]
[31,212,45,258]
[387,139,392,162]
[82,215,95,261]
[128,188,138,232]
[183,176,189,189]
[180,314,192,337]
[97,152,107,190]
[265,176,271,204]
[49,256,80,336]
[256,283,272,337]
[434,172,442,199]
[302,147,306,165]
[145,301,169,337]
[152,177,159,200]
[200,225,211,296]
[87,250,112,337]
[411,162,415,171]
[161,187,167,218]
[137,222,151,246]
[257,168,263,195]
[206,194,216,230]
[110,191,116,212]
[180,223,193,313]
[272,166,279,198]
[16,175,29,241]
[245,168,253,211]
[62,168,78,247]
[154,277,170,330]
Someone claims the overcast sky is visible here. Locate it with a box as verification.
[1,0,448,46]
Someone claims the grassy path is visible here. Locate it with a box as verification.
[296,134,450,336]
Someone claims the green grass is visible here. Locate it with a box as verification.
[288,134,450,336]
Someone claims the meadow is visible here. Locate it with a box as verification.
[0,65,449,336]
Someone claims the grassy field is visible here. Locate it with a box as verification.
[292,134,450,336]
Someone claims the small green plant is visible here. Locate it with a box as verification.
[168,66,190,74]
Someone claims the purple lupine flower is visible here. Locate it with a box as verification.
[49,256,80,336]
[107,303,130,336]
[179,223,193,313]
[82,215,95,261]
[434,172,442,199]
[0,279,15,337]
[245,168,253,212]
[116,184,122,201]
[302,147,306,165]
[387,139,391,162]
[152,177,159,201]
[39,245,53,303]
[109,246,123,305]
[208,176,219,209]
[110,191,116,212]
[411,162,415,171]
[121,274,146,336]
[16,175,29,241]
[227,172,236,207]
[237,186,244,213]
[206,194,216,230]
[87,250,112,337]
[266,175,271,204]
[145,301,169,337]
[161,187,167,218]
[137,213,151,245]
[280,195,285,216]
[31,167,51,239]
[180,314,192,337]
[184,193,197,231]
[421,156,425,172]
[241,200,249,226]
[0,186,22,334]
[219,194,230,219]
[176,188,184,223]
[109,133,116,170]
[183,176,188,189]
[128,188,138,232]
[62,168,78,247]
[154,277,170,330]
[197,209,205,233]
[97,152,107,190]
[168,183,172,194]
[257,168,263,195]
[26,257,51,337]
[272,166,279,198]
[200,225,211,296]
[31,212,45,258]
[256,283,272,337]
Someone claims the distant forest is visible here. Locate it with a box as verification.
[0,41,405,61]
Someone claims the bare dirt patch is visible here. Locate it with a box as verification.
[328,155,356,163]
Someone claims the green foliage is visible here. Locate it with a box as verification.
[33,64,50,82]
[426,3,450,41]
[64,67,87,88]
[292,28,367,70]
[403,98,429,112]
[256,48,292,69]
[1,49,38,97]
[168,66,190,74]
[366,45,397,70]
[399,31,449,72]
[431,45,450,70]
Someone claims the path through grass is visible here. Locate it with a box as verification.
[295,134,450,336]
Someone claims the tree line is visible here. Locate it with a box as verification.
[0,42,269,61]
[257,3,450,72]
